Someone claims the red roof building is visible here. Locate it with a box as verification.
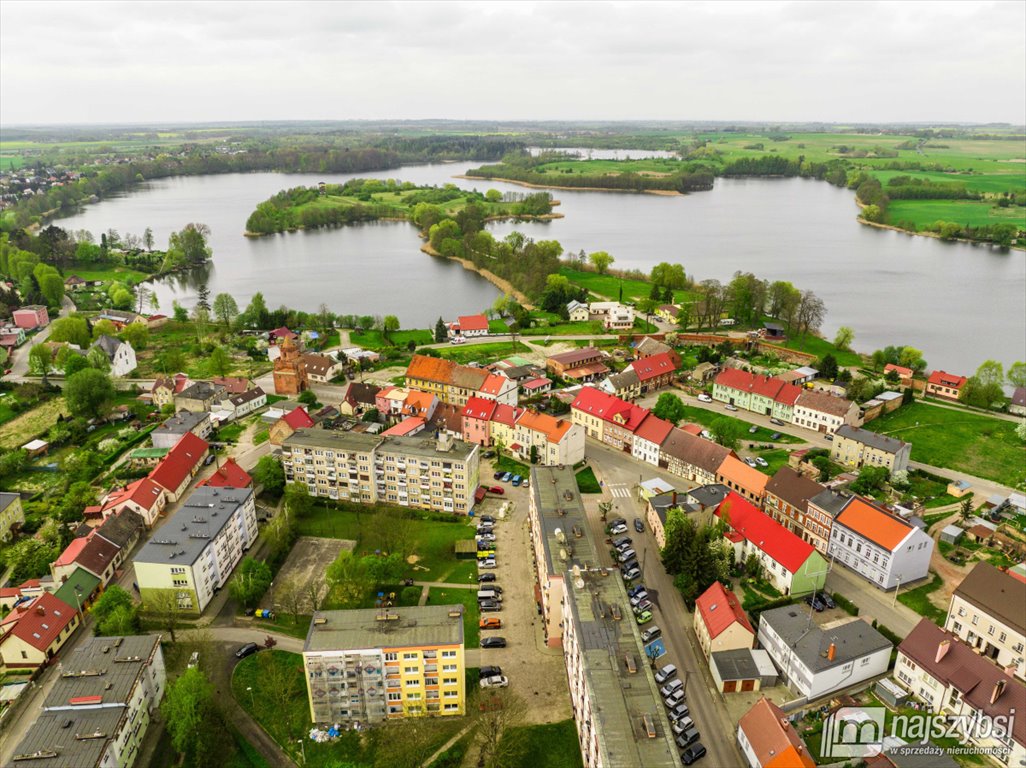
[926,370,968,400]
[0,592,80,671]
[268,326,298,342]
[283,407,315,430]
[629,351,678,391]
[451,314,489,335]
[147,432,209,501]
[95,477,166,527]
[461,396,498,446]
[199,457,253,489]
[694,581,755,657]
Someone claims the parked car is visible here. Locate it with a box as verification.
[633,599,653,614]
[627,584,647,598]
[480,665,502,678]
[609,517,627,527]
[744,457,758,468]
[493,470,505,480]
[478,573,497,583]
[681,743,707,765]
[450,336,465,345]
[479,600,501,612]
[479,675,509,689]
[660,679,684,698]
[481,637,507,648]
[617,548,637,563]
[664,689,686,708]
[501,472,512,482]
[512,475,522,486]
[234,642,259,659]
[805,593,826,612]
[700,430,712,440]
[204,454,216,466]
[770,417,785,426]
[620,560,639,574]
[615,540,633,553]
[488,485,505,494]
[675,728,700,749]
[477,534,497,544]
[635,610,653,625]
[654,664,677,684]
[770,432,782,440]
[672,717,695,736]
[629,591,649,607]
[825,433,834,441]
[641,626,662,643]
[633,518,645,533]
[609,524,628,535]
[479,617,502,629]
[749,425,758,433]
[612,536,633,548]
[479,559,497,569]
[725,404,738,411]
[668,703,690,723]
[479,514,495,523]
[821,593,836,609]
[522,479,529,488]
[697,393,712,403]
[622,567,641,581]
[487,586,503,594]
[755,457,768,467]
[482,450,496,459]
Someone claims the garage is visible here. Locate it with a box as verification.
[710,648,778,694]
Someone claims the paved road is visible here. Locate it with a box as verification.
[825,562,919,635]
[7,295,75,378]
[586,443,744,768]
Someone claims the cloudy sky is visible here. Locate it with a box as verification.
[2,0,1024,125]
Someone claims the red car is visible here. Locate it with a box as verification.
[488,486,505,495]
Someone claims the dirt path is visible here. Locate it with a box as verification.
[927,507,972,606]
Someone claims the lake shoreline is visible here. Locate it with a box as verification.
[453,174,682,196]
[420,242,534,308]
[243,211,563,238]
[853,199,1025,251]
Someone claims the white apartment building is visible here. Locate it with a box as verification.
[281,429,480,515]
[133,486,257,614]
[791,390,861,434]
[10,634,166,768]
[946,562,1026,680]
[827,496,933,590]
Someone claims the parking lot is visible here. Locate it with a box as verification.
[472,467,572,725]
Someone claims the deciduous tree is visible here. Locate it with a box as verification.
[652,392,687,425]
[588,250,614,275]
[64,368,115,418]
[834,326,855,351]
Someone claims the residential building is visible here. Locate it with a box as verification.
[210,376,252,395]
[511,409,585,466]
[93,479,166,527]
[894,620,1026,768]
[884,363,914,386]
[273,335,309,395]
[716,493,828,596]
[694,582,755,658]
[174,381,227,413]
[199,457,253,489]
[133,486,257,614]
[758,607,891,700]
[10,635,166,768]
[828,496,933,590]
[712,369,802,423]
[656,304,679,323]
[645,491,683,549]
[547,347,606,378]
[599,368,641,400]
[600,400,648,452]
[91,334,136,377]
[282,429,480,515]
[1010,387,1026,416]
[566,300,590,322]
[405,354,517,407]
[96,309,144,329]
[570,386,622,442]
[12,304,49,329]
[792,390,861,433]
[447,313,489,337]
[521,376,552,395]
[269,406,315,445]
[151,373,190,408]
[635,336,680,365]
[460,395,497,446]
[0,324,26,350]
[301,352,344,383]
[660,428,733,486]
[0,491,24,541]
[926,370,967,401]
[218,387,267,421]
[51,529,121,586]
[631,414,673,466]
[588,301,636,331]
[804,488,850,554]
[762,467,826,543]
[340,381,382,416]
[945,562,1026,680]
[0,592,80,672]
[302,605,466,723]
[90,509,145,555]
[831,425,911,474]
[777,366,819,386]
[562,567,683,768]
[717,455,769,503]
[52,567,101,616]
[736,697,815,768]
[151,411,213,450]
[712,649,777,695]
[146,432,209,502]
[629,351,678,393]
[382,417,426,437]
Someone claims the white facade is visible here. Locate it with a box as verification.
[631,434,664,467]
[947,597,1026,680]
[791,396,860,434]
[828,509,933,590]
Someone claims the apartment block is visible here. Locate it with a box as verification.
[303,605,465,724]
[133,486,258,614]
[830,425,911,474]
[281,429,480,515]
[946,562,1026,680]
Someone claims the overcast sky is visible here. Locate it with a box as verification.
[2,0,1024,126]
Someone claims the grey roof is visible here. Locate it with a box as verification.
[43,635,160,709]
[0,491,20,513]
[502,364,541,381]
[686,484,729,509]
[229,387,266,407]
[835,425,909,455]
[176,381,225,401]
[134,486,252,567]
[636,337,673,357]
[808,488,852,518]
[9,708,124,767]
[91,334,124,361]
[94,509,145,550]
[759,608,892,672]
[952,561,1026,635]
[530,466,597,577]
[606,368,640,390]
[711,648,776,682]
[154,410,210,437]
[284,429,478,463]
[305,604,464,652]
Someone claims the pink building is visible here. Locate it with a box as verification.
[462,396,497,446]
[12,305,49,330]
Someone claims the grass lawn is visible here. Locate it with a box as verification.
[434,340,531,365]
[558,266,700,305]
[774,333,862,367]
[906,469,966,509]
[752,448,792,476]
[296,503,476,582]
[216,420,247,443]
[501,719,584,768]
[677,403,803,444]
[897,571,946,625]
[65,264,152,284]
[575,466,602,493]
[519,320,603,336]
[864,402,1026,488]
[0,397,69,449]
[494,455,531,477]
[252,428,269,445]
[886,199,1026,230]
[350,328,433,351]
[233,650,470,768]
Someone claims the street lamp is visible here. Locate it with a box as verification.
[246,686,254,709]
[297,739,306,765]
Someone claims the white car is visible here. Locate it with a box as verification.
[610,524,628,535]
[697,393,712,403]
[479,559,497,569]
[725,404,739,411]
[755,457,768,467]
[479,675,509,689]
[629,591,649,607]
[450,336,466,345]
[700,430,713,440]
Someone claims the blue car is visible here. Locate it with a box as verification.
[501,472,512,482]
[511,475,522,487]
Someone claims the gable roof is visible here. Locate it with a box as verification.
[952,561,1026,635]
[571,386,632,422]
[716,492,815,573]
[516,410,574,444]
[198,458,253,489]
[269,326,297,339]
[632,414,674,446]
[344,382,381,406]
[0,592,76,653]
[52,567,101,609]
[547,347,603,367]
[738,697,816,768]
[148,432,209,493]
[635,336,672,357]
[928,370,967,389]
[478,373,510,397]
[1011,387,1026,408]
[795,389,855,417]
[177,381,224,402]
[835,425,909,455]
[91,334,126,361]
[211,376,251,394]
[718,455,769,497]
[282,407,315,430]
[659,427,733,473]
[630,351,677,382]
[455,314,488,332]
[300,353,337,378]
[833,496,915,552]
[695,581,754,640]
[102,477,164,513]
[229,387,266,407]
[406,354,458,385]
[462,396,497,422]
[94,509,145,549]
[765,467,825,513]
[884,363,914,378]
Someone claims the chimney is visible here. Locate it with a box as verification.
[991,679,1007,705]
[828,642,836,662]
[672,491,678,505]
[936,639,951,664]
[780,717,790,731]
[36,605,45,616]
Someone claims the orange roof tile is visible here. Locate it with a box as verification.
[739,698,816,768]
[834,496,914,551]
[717,455,768,496]
[406,354,458,385]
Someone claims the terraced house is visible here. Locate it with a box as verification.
[282,429,480,514]
[405,354,517,407]
[831,424,911,474]
[945,562,1026,680]
[712,368,802,422]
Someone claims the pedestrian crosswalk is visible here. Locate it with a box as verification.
[608,484,632,499]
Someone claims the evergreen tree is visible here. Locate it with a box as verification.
[196,282,211,312]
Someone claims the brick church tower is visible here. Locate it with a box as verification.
[272,335,308,395]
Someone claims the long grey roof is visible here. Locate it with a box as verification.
[9,709,124,767]
[43,635,160,709]
[134,486,252,566]
[0,491,20,513]
[835,425,909,455]
[530,466,597,576]
[305,604,464,652]
[759,607,891,672]
[154,410,209,436]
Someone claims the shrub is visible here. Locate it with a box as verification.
[832,592,859,616]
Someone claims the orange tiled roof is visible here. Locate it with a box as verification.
[834,496,913,551]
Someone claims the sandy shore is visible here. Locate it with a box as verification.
[420,242,534,308]
[454,175,682,196]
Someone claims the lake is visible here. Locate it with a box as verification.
[55,163,1025,373]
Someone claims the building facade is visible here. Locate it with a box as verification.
[791,390,861,434]
[945,562,1026,680]
[830,425,911,475]
[694,582,755,658]
[0,491,24,541]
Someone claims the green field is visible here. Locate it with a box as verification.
[575,466,602,493]
[870,169,1026,195]
[350,328,433,350]
[559,266,700,304]
[752,448,793,476]
[65,264,152,284]
[678,403,803,444]
[534,157,686,177]
[501,720,584,768]
[775,333,863,367]
[885,199,1026,230]
[434,340,530,365]
[864,402,1025,487]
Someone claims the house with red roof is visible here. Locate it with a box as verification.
[926,370,968,401]
[382,416,427,437]
[737,697,816,768]
[461,396,497,446]
[883,363,914,386]
[477,373,518,405]
[0,592,80,672]
[630,414,674,466]
[150,372,190,409]
[51,529,122,586]
[269,406,315,446]
[147,432,209,502]
[712,368,802,423]
[448,314,489,338]
[94,477,166,527]
[198,457,253,489]
[716,492,828,596]
[827,495,933,589]
[627,351,678,393]
[694,581,755,658]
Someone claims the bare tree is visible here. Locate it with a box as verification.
[145,589,185,643]
[795,289,826,345]
[474,688,529,768]
[275,576,305,626]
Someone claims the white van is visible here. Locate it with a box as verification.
[477,589,500,602]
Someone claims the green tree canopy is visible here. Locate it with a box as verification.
[651,392,688,425]
[252,455,285,496]
[64,368,115,419]
[588,250,614,275]
[49,316,91,348]
[161,667,221,767]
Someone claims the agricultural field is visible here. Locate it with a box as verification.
[864,402,1026,488]
[0,397,69,450]
[870,169,1026,195]
[884,199,1026,230]
[434,340,530,365]
[532,156,688,177]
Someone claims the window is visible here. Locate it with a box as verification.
[441,650,456,658]
[444,703,459,711]
[403,652,418,660]
[442,664,457,672]
[444,690,459,698]
[999,632,1007,643]
[403,666,419,674]
[384,653,398,661]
